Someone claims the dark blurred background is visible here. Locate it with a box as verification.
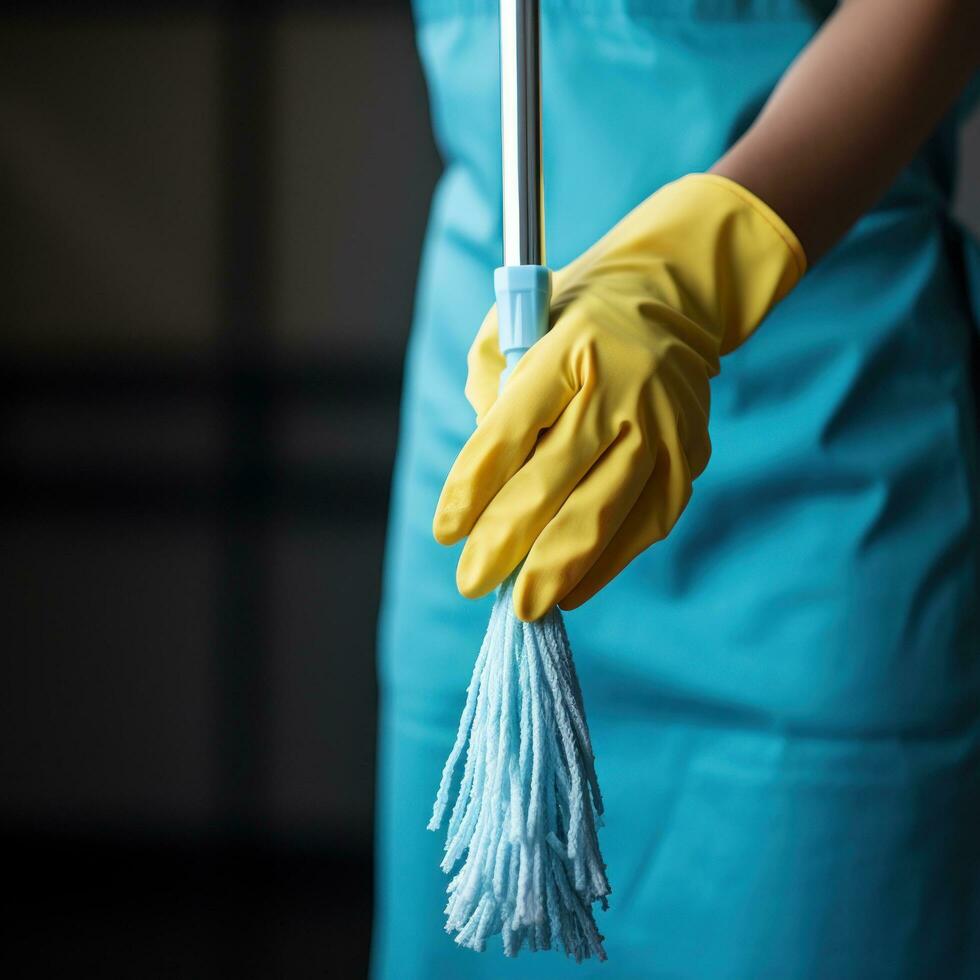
[1,3,438,977]
[1,4,979,978]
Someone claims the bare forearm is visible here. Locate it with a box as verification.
[712,0,980,263]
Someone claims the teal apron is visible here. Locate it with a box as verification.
[374,2,980,977]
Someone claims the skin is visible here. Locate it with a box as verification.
[712,0,980,263]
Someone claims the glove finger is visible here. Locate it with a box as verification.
[659,355,712,479]
[464,306,505,422]
[433,327,579,545]
[512,422,655,622]
[558,437,693,613]
[455,393,614,599]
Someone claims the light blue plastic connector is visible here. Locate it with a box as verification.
[494,265,552,389]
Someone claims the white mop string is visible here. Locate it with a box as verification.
[428,574,610,960]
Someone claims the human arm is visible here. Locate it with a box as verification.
[714,0,980,261]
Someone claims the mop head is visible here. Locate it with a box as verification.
[428,574,611,961]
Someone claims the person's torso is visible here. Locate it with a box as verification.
[387,0,980,734]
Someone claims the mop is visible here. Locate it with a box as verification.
[428,0,611,961]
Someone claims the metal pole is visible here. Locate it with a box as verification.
[499,0,545,267]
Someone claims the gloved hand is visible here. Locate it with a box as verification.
[434,173,806,621]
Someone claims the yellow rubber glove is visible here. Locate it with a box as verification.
[434,173,806,621]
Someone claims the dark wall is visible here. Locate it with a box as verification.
[1,4,440,844]
[1,5,440,976]
[960,107,980,232]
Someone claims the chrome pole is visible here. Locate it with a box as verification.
[499,0,545,267]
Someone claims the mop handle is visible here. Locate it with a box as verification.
[496,0,551,387]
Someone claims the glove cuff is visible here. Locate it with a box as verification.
[691,173,807,281]
[649,173,808,355]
